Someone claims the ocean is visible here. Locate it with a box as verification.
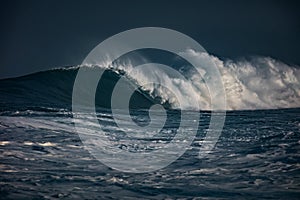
[0,53,300,199]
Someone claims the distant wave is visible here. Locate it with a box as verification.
[0,50,299,111]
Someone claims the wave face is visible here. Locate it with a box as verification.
[0,50,299,111]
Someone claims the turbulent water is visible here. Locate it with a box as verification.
[0,52,300,199]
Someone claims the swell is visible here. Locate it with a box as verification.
[0,51,299,111]
[0,67,159,111]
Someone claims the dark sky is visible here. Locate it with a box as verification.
[1,0,299,78]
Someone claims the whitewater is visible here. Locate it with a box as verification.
[70,49,300,111]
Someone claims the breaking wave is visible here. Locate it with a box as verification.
[0,50,299,111]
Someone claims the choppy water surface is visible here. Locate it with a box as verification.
[0,108,299,199]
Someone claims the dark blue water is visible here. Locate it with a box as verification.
[0,67,300,199]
